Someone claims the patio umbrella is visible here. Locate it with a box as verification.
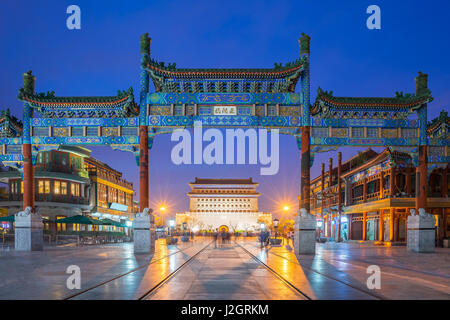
[0,215,15,222]
[56,215,103,225]
[99,218,126,228]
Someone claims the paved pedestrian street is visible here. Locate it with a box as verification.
[0,238,448,300]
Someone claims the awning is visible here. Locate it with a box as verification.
[56,215,103,225]
[99,218,126,228]
[0,215,14,222]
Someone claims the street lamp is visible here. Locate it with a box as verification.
[283,205,289,212]
[159,206,167,228]
[273,218,279,239]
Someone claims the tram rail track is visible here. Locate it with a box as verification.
[137,240,214,300]
[234,241,312,300]
[63,241,209,300]
[241,241,387,300]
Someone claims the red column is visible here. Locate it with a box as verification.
[321,163,325,236]
[389,208,395,241]
[300,126,311,212]
[349,182,353,205]
[379,171,384,199]
[362,212,367,241]
[22,143,34,210]
[390,167,396,197]
[442,168,448,198]
[348,214,352,240]
[337,152,342,242]
[379,210,384,242]
[139,125,149,211]
[406,167,412,196]
[363,178,368,202]
[416,146,428,211]
[328,157,333,237]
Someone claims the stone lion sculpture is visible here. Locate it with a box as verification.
[418,208,428,217]
[136,207,153,218]
[300,208,311,218]
[16,206,32,217]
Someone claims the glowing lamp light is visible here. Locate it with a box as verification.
[125,221,132,227]
[283,205,289,212]
[168,219,175,227]
[159,206,166,212]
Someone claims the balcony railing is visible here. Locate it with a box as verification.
[352,195,364,204]
[7,193,89,205]
[35,164,89,178]
[88,170,133,190]
[366,192,380,201]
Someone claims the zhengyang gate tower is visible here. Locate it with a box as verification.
[0,33,448,253]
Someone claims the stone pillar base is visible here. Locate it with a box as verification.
[294,210,316,255]
[407,209,435,253]
[133,210,155,254]
[15,208,43,251]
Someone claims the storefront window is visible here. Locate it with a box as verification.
[61,182,67,195]
[56,216,67,231]
[54,181,60,194]
[38,180,44,194]
[71,183,80,197]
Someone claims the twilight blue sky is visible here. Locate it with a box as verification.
[0,0,449,218]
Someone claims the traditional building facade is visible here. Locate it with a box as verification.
[176,178,272,232]
[310,112,449,246]
[0,145,137,226]
[84,156,136,221]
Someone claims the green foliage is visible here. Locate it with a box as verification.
[36,91,55,99]
[395,91,414,99]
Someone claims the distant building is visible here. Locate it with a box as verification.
[176,178,272,233]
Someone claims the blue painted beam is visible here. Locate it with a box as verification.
[312,117,418,129]
[30,117,139,127]
[147,92,301,106]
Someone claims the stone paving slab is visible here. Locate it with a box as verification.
[1,237,448,300]
[147,244,306,300]
[240,239,450,300]
[0,239,204,300]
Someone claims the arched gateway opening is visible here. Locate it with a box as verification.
[218,225,229,233]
